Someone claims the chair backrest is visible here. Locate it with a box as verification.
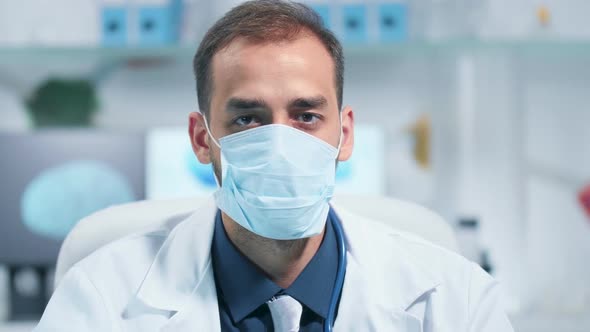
[54,195,458,287]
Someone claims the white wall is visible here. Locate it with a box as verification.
[523,57,590,313]
[437,50,590,314]
[96,59,196,129]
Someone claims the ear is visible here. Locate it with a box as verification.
[337,106,354,162]
[188,112,212,164]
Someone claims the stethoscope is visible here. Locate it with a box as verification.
[324,207,347,332]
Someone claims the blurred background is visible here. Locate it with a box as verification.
[0,0,589,331]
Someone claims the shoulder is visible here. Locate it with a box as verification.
[339,206,500,324]
[68,216,184,309]
[77,226,169,272]
[359,212,474,283]
[337,203,487,298]
[334,199,467,273]
[331,196,458,252]
[75,229,169,294]
[376,225,506,328]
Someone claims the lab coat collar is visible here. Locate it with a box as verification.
[126,198,218,316]
[125,197,441,327]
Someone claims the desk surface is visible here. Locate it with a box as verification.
[511,313,590,332]
[0,321,37,332]
[1,315,590,332]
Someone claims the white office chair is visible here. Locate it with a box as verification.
[54,195,459,287]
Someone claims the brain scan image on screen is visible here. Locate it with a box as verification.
[20,160,136,240]
[185,148,217,188]
[333,125,386,195]
[336,160,353,181]
[146,128,218,199]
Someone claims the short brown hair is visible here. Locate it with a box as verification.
[193,0,344,117]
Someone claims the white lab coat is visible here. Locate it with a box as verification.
[36,199,514,331]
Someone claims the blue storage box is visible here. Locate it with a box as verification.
[101,7,127,46]
[342,4,368,44]
[378,3,408,42]
[310,4,332,30]
[138,6,174,46]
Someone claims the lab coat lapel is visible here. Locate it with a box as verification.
[333,254,424,332]
[161,259,220,332]
[124,198,222,331]
[331,204,441,331]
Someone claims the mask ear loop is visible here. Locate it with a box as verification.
[201,114,221,149]
[336,111,344,154]
[200,113,222,187]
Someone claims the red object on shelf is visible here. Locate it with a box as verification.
[579,184,590,219]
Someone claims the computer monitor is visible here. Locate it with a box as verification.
[0,130,145,319]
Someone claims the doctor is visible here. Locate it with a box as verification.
[36,0,514,331]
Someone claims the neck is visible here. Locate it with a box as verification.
[221,212,324,289]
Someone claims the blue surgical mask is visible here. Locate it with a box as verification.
[204,118,342,240]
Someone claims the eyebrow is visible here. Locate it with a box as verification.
[225,95,329,112]
[288,96,328,110]
[225,98,270,112]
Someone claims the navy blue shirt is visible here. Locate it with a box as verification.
[211,210,339,331]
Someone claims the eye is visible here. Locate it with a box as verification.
[233,115,260,127]
[297,113,320,124]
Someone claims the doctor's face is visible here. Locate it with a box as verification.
[190,33,354,182]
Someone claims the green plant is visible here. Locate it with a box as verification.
[26,79,98,127]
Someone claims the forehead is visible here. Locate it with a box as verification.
[209,33,336,101]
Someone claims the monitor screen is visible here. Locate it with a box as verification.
[0,130,145,265]
[146,127,217,200]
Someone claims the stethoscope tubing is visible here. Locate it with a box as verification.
[324,208,347,332]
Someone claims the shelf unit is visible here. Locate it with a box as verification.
[1,39,590,64]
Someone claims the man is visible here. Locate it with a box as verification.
[36,1,514,331]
